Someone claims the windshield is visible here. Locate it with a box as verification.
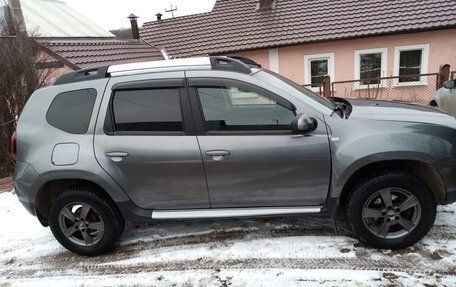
[253,69,335,112]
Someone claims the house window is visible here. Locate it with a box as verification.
[354,48,387,88]
[394,44,429,86]
[304,53,335,91]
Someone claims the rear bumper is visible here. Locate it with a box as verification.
[432,155,456,205]
[14,162,44,216]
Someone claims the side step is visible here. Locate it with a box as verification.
[152,206,322,219]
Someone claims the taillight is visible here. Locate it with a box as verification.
[9,131,17,164]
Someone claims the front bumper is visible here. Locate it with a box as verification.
[432,155,456,205]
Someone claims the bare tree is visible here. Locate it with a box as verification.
[0,20,56,176]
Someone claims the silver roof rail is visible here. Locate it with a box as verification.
[108,57,211,77]
[53,56,259,85]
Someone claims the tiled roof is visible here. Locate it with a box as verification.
[140,0,456,58]
[39,39,164,69]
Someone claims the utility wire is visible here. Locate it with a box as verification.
[0,119,17,127]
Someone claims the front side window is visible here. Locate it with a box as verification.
[112,88,183,132]
[196,81,295,132]
[394,44,429,84]
[355,48,387,87]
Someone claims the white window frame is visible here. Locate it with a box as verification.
[354,48,388,89]
[304,53,335,92]
[269,48,280,73]
[393,44,430,87]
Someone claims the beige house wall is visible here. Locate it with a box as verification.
[234,29,456,103]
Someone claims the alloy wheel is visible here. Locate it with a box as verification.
[362,188,421,239]
[58,202,105,246]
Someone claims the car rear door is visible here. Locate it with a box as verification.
[186,74,331,208]
[94,72,210,210]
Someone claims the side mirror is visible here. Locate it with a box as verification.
[444,80,455,90]
[292,113,318,134]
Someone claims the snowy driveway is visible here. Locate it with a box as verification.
[0,191,455,286]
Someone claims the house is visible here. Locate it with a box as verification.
[1,0,164,78]
[140,0,456,103]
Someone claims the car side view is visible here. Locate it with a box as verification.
[13,56,456,255]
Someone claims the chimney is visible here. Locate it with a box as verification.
[156,12,163,21]
[8,0,27,35]
[257,0,276,10]
[127,13,140,39]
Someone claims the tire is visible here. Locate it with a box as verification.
[345,171,436,249]
[49,188,125,256]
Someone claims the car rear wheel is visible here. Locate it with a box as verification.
[49,188,125,256]
[346,171,436,249]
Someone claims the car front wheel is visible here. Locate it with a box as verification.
[346,171,436,249]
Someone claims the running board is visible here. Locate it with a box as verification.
[152,206,322,219]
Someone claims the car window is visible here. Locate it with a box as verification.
[253,70,335,112]
[46,89,97,134]
[112,88,183,132]
[196,82,295,132]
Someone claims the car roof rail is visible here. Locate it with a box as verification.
[53,56,256,85]
[108,57,211,76]
[54,66,109,85]
[227,56,262,68]
[209,56,252,74]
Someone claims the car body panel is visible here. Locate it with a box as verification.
[93,71,210,210]
[197,134,331,207]
[432,86,456,117]
[325,99,456,200]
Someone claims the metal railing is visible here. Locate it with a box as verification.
[302,83,323,96]
[307,73,441,104]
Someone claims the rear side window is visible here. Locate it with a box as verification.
[112,88,183,132]
[46,89,97,134]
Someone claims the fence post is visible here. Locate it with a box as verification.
[322,75,331,98]
[438,64,450,90]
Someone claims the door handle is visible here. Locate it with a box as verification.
[105,152,129,162]
[206,150,230,161]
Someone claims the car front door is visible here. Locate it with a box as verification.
[187,76,331,208]
[94,72,210,210]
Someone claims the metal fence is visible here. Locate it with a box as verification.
[302,83,323,96]
[330,73,439,105]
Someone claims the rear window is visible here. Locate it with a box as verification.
[46,89,97,134]
[112,88,183,132]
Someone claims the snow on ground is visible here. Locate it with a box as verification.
[0,191,455,286]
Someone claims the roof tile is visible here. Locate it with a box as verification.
[140,0,456,57]
[39,39,164,69]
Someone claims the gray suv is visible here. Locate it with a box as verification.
[13,56,456,255]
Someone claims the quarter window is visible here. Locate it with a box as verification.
[112,88,183,132]
[46,89,97,134]
[196,82,295,132]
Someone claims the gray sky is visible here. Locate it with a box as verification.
[64,0,217,30]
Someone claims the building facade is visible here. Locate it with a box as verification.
[141,0,456,103]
